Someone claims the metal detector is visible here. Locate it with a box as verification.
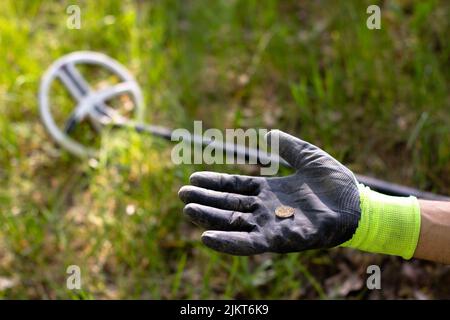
[38,51,449,201]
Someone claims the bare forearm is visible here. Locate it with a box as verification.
[413,200,450,264]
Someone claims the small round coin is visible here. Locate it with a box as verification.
[275,206,295,218]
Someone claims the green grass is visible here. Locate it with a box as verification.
[0,0,449,299]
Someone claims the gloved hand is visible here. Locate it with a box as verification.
[178,130,421,258]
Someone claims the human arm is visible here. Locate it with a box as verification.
[414,200,450,264]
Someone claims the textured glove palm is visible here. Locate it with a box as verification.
[178,130,361,255]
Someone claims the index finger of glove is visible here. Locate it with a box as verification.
[178,185,258,212]
[190,171,261,195]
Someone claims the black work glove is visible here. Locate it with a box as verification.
[178,130,361,255]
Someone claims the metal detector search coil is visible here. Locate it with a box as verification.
[39,51,144,158]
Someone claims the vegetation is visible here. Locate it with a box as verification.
[0,0,448,299]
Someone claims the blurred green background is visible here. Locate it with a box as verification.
[0,0,449,299]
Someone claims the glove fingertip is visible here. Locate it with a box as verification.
[189,171,205,184]
[201,231,221,249]
[183,203,197,218]
[178,185,189,203]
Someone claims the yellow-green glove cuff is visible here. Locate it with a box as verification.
[341,184,421,259]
